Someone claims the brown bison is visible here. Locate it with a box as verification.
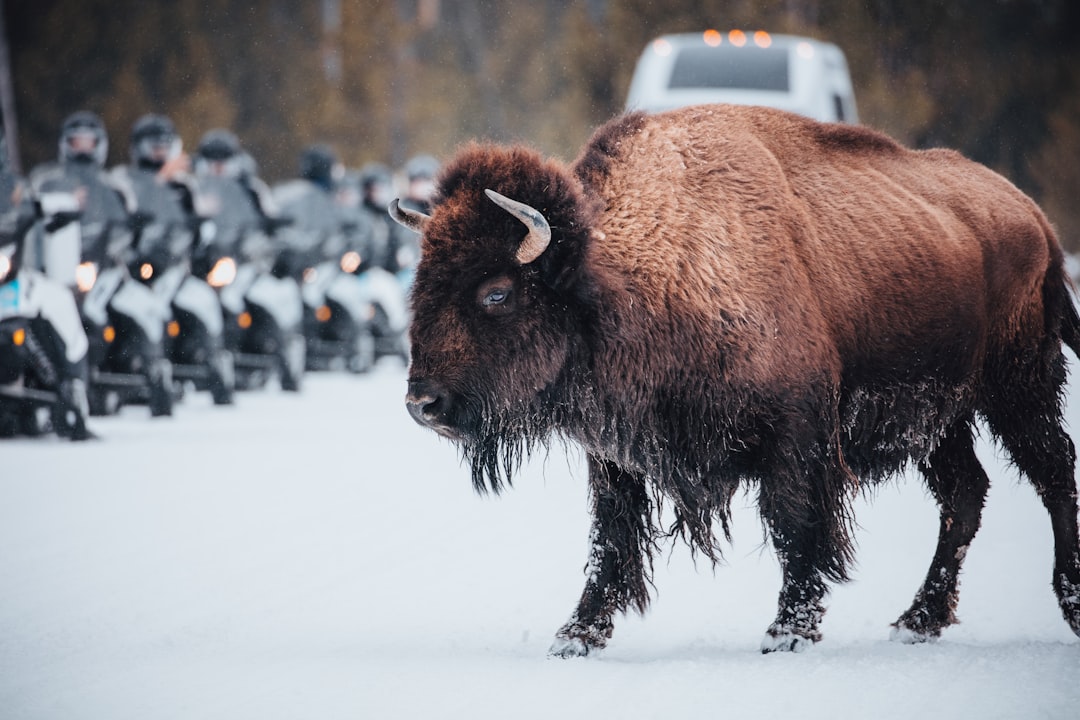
[390,104,1080,655]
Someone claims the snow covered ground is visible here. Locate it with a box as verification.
[2,360,1078,719]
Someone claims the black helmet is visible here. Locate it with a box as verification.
[197,129,241,161]
[403,154,438,209]
[194,129,244,179]
[359,161,394,209]
[299,143,337,188]
[130,113,180,170]
[59,110,109,166]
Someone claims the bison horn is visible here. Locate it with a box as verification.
[388,198,431,234]
[484,189,551,265]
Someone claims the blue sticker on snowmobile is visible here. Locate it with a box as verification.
[0,278,20,318]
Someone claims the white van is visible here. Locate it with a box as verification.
[625,31,858,123]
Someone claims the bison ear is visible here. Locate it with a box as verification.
[484,189,551,265]
[388,198,430,234]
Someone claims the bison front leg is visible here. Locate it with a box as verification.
[759,438,855,653]
[549,456,653,658]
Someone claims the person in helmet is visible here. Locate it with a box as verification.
[271,144,381,372]
[191,128,268,277]
[358,161,416,275]
[194,129,285,236]
[30,112,174,418]
[128,113,191,179]
[196,135,306,390]
[358,161,393,214]
[112,114,198,263]
[108,117,235,406]
[2,124,93,439]
[58,110,109,168]
[194,129,243,179]
[400,153,439,216]
[271,144,350,275]
[299,143,339,193]
[30,111,133,266]
[392,153,438,277]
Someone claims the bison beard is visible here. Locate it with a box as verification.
[395,105,1080,656]
[460,396,547,495]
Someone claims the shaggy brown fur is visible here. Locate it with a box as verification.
[401,104,1080,655]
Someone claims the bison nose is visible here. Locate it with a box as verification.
[405,380,454,434]
[406,391,440,426]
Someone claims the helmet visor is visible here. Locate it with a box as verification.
[136,135,181,165]
[65,129,100,155]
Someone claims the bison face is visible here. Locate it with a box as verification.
[393,178,589,492]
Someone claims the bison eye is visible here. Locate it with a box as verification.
[477,276,516,314]
[484,288,509,305]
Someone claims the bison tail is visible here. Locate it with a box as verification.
[1051,252,1080,359]
[1042,210,1080,358]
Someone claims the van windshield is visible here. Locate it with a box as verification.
[668,46,790,92]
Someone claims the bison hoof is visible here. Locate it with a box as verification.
[760,629,815,654]
[1054,570,1080,638]
[548,636,593,658]
[889,621,941,644]
[549,618,611,658]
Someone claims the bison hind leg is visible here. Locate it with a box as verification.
[892,418,989,643]
[980,341,1080,638]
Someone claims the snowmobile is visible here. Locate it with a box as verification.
[354,262,409,364]
[346,162,415,365]
[275,172,377,374]
[109,114,235,406]
[194,174,305,392]
[29,112,174,417]
[0,189,93,439]
[127,216,235,405]
[71,216,174,416]
[297,248,376,373]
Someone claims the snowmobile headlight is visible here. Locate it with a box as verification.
[139,262,155,280]
[0,246,13,283]
[76,261,98,293]
[340,250,361,274]
[207,256,237,288]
